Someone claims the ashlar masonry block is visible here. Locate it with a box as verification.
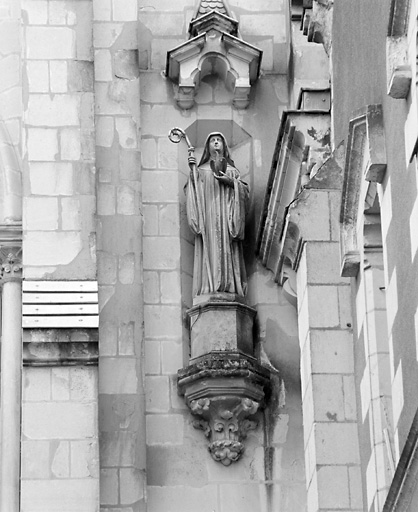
[48,1,77,25]
[99,358,137,394]
[23,197,59,231]
[143,237,181,270]
[317,465,350,509]
[29,162,73,196]
[112,0,137,22]
[23,232,82,266]
[28,95,80,127]
[26,61,49,93]
[306,285,340,328]
[144,304,182,339]
[120,467,145,504]
[21,479,99,512]
[146,414,184,445]
[22,402,96,439]
[145,376,170,413]
[147,485,218,512]
[93,0,111,21]
[21,440,50,479]
[240,14,287,43]
[314,422,361,465]
[22,0,48,24]
[27,128,58,161]
[142,171,179,203]
[26,27,76,60]
[60,128,81,160]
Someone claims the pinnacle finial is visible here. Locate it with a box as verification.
[196,0,230,18]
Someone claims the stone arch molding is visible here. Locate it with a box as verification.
[0,119,22,224]
[166,8,262,110]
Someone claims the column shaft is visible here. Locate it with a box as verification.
[0,280,22,512]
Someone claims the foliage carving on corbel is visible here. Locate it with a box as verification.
[191,396,259,466]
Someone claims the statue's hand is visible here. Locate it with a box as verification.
[188,155,197,169]
[214,173,234,187]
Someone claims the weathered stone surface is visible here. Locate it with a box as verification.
[114,50,139,79]
[26,27,76,59]
[187,300,256,359]
[146,414,184,445]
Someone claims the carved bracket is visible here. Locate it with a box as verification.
[166,9,262,110]
[191,396,258,466]
[178,351,271,465]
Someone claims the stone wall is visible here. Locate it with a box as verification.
[137,0,306,510]
[21,367,99,511]
[0,0,324,510]
[93,0,145,509]
[22,0,96,279]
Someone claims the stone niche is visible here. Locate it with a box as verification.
[175,118,270,465]
[166,9,262,110]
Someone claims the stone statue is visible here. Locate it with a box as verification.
[185,132,249,298]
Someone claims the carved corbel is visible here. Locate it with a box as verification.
[178,352,271,465]
[191,396,259,466]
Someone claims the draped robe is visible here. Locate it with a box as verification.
[185,159,249,298]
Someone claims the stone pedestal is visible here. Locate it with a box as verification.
[178,298,271,465]
[186,299,256,359]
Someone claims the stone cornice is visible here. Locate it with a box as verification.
[340,105,387,277]
[23,342,98,366]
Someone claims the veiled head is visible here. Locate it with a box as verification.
[199,132,235,166]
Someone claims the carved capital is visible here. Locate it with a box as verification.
[0,223,22,283]
[0,246,22,283]
[191,396,259,465]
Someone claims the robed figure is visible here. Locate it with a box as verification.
[185,132,249,298]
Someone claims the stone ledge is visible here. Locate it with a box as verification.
[178,351,271,399]
[23,328,98,343]
[23,328,98,366]
[23,341,98,367]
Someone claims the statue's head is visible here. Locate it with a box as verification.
[199,132,235,166]
[208,134,224,156]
